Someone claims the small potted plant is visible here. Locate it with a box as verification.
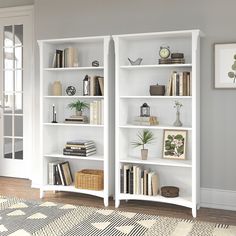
[68,100,89,116]
[131,129,155,160]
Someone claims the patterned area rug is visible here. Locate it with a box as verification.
[0,196,235,236]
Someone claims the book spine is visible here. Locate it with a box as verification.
[120,169,124,193]
[130,168,134,194]
[90,102,94,124]
[179,72,183,96]
[58,163,65,186]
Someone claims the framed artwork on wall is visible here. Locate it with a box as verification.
[215,43,236,88]
[163,130,187,160]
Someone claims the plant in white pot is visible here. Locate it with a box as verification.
[132,129,155,160]
[68,100,89,116]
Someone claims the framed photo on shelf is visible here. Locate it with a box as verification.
[215,43,236,88]
[163,130,187,160]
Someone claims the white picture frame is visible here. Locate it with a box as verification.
[215,43,236,88]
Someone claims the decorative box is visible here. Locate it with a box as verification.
[149,84,165,96]
[161,186,179,198]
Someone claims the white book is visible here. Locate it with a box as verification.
[179,72,183,96]
[141,177,144,195]
[148,172,155,196]
[90,102,94,124]
[97,100,101,125]
[93,101,98,125]
[101,99,104,125]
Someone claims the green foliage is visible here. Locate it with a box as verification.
[234,54,236,60]
[68,100,89,112]
[131,129,155,150]
[164,134,185,157]
[232,62,236,70]
[228,72,235,78]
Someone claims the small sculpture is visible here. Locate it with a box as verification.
[92,60,99,67]
[52,104,58,123]
[128,57,143,66]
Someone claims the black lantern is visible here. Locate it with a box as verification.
[140,103,150,117]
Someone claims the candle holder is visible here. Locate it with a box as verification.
[51,104,58,123]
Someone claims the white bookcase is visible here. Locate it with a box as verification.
[38,36,114,206]
[113,30,201,217]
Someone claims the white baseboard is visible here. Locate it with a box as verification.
[200,188,236,211]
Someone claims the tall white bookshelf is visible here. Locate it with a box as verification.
[38,36,114,206]
[113,30,201,217]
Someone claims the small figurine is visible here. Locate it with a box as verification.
[92,60,99,67]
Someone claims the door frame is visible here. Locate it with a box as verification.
[0,5,34,180]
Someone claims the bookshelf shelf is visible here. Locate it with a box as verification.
[120,96,192,99]
[44,96,104,99]
[119,124,192,131]
[120,64,192,69]
[119,194,192,208]
[120,156,192,168]
[114,30,201,217]
[43,66,104,71]
[38,36,114,207]
[44,153,104,162]
[43,123,104,128]
[43,184,104,198]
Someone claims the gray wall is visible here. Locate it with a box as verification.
[0,0,34,8]
[33,0,236,191]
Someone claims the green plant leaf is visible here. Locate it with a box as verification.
[131,129,155,149]
[68,100,89,111]
[228,71,235,78]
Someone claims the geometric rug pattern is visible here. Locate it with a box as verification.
[0,196,235,236]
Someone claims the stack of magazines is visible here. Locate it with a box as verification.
[63,140,96,157]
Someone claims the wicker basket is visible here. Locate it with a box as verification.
[75,169,104,191]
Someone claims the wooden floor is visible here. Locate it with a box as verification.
[0,177,235,226]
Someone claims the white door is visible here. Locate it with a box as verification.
[0,8,33,178]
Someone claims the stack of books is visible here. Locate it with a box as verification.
[48,161,73,186]
[63,140,96,157]
[166,71,191,96]
[90,100,104,125]
[120,164,159,196]
[64,115,88,124]
[133,116,159,126]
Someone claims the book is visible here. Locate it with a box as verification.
[56,50,63,68]
[65,143,95,149]
[48,161,62,185]
[120,168,124,193]
[148,172,155,196]
[123,164,130,194]
[95,77,102,96]
[54,165,62,185]
[66,140,94,145]
[63,151,97,156]
[63,148,96,154]
[57,162,66,185]
[61,162,73,185]
[151,174,159,196]
[129,167,134,194]
[98,77,104,96]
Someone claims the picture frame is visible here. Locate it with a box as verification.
[163,130,187,160]
[215,43,236,88]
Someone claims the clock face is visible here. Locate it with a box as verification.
[159,47,170,59]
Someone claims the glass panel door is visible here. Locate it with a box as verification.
[3,24,23,160]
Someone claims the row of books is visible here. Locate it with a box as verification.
[90,100,104,125]
[85,75,104,96]
[48,161,73,186]
[120,165,159,196]
[166,71,191,96]
[63,140,96,157]
[52,47,79,68]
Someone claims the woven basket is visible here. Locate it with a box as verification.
[75,169,104,191]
